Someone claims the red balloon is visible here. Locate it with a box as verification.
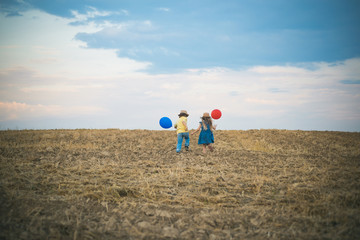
[211,109,222,119]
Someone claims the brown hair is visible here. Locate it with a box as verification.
[201,117,213,130]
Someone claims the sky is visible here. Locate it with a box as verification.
[0,0,360,131]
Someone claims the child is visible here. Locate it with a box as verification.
[174,110,190,153]
[191,112,217,153]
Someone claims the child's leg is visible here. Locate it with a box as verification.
[202,144,207,153]
[184,132,190,148]
[208,144,214,152]
[176,133,183,153]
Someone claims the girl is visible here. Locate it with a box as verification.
[191,112,217,153]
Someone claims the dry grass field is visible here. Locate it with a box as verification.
[0,129,359,239]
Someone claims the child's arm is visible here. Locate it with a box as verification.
[191,124,201,135]
[212,124,217,131]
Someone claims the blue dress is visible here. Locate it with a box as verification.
[198,122,214,145]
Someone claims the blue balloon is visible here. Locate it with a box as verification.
[159,117,172,129]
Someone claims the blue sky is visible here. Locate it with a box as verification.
[0,0,360,131]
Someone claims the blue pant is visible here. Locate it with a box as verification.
[176,132,190,152]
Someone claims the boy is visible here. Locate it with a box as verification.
[174,110,189,153]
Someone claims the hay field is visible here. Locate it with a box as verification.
[0,129,359,239]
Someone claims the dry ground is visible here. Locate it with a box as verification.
[0,129,359,239]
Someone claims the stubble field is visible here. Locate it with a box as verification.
[0,129,359,239]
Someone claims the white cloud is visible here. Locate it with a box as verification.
[245,98,279,105]
[70,6,129,23]
[136,60,360,126]
[70,8,110,22]
[157,8,170,12]
[0,101,105,121]
[0,10,151,77]
[1,58,359,129]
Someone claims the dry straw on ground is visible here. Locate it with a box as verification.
[0,129,359,239]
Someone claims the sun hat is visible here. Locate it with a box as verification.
[202,112,210,118]
[178,110,189,116]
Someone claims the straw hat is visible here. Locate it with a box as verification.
[202,112,210,118]
[178,110,189,116]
